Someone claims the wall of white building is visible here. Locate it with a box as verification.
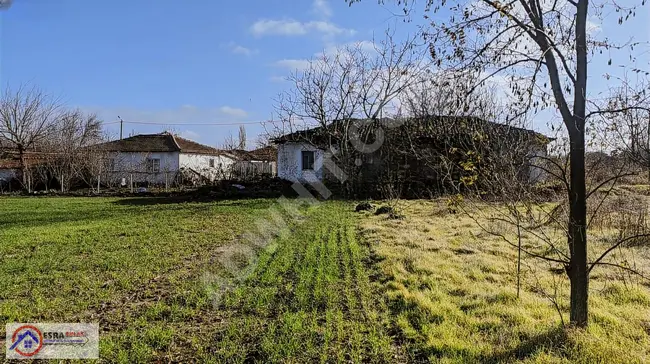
[275,141,550,185]
[107,151,180,185]
[277,142,324,183]
[528,144,549,183]
[179,153,236,181]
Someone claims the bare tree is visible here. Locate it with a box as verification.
[0,85,60,192]
[399,75,650,327]
[349,0,648,327]
[238,125,247,150]
[221,131,239,151]
[601,76,650,181]
[43,110,102,192]
[273,31,430,194]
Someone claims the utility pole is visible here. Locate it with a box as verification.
[118,116,124,140]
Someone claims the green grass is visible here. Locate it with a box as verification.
[4,195,647,363]
[0,196,277,362]
[361,200,650,363]
[207,202,395,363]
[0,197,395,363]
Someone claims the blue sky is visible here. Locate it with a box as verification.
[0,0,648,148]
[0,0,412,147]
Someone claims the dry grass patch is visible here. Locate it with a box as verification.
[360,200,650,363]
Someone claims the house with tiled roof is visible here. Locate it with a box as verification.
[94,132,237,185]
[272,116,552,189]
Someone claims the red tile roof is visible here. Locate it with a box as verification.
[0,151,48,170]
[247,146,277,161]
[94,132,226,155]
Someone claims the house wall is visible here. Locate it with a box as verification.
[528,144,548,183]
[275,139,548,190]
[277,142,324,183]
[179,153,236,181]
[107,151,180,185]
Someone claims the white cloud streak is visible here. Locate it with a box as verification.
[219,106,248,118]
[312,0,333,18]
[231,44,258,56]
[250,19,355,37]
[274,59,312,71]
[82,105,250,125]
[275,40,377,74]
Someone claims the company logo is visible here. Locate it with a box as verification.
[5,323,99,359]
[9,325,43,357]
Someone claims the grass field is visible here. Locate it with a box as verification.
[361,200,650,363]
[0,197,395,363]
[0,196,279,362]
[2,196,649,363]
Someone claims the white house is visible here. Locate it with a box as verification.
[276,142,325,183]
[273,117,552,186]
[96,132,236,186]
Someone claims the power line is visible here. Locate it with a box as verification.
[103,120,271,126]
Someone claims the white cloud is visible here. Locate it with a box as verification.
[250,19,355,38]
[318,40,377,58]
[179,130,201,140]
[78,105,253,145]
[219,106,248,119]
[312,0,333,18]
[275,59,312,71]
[251,19,307,36]
[270,75,288,83]
[275,40,377,73]
[308,21,354,36]
[231,44,258,56]
[81,105,250,126]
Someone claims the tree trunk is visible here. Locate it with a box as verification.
[17,145,30,193]
[566,0,589,328]
[516,217,522,299]
[568,129,588,327]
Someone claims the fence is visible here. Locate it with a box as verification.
[230,161,276,180]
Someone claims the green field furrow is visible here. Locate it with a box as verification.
[212,202,394,363]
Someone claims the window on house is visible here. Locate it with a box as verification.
[301,151,315,170]
[209,158,215,168]
[147,158,161,173]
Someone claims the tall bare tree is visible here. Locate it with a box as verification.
[0,85,60,192]
[349,0,648,327]
[238,125,247,150]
